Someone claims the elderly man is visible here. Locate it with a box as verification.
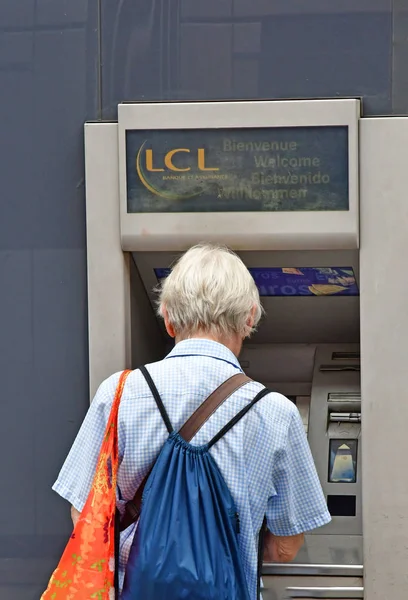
[53,243,331,599]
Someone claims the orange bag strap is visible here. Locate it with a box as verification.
[109,369,132,482]
[109,369,132,427]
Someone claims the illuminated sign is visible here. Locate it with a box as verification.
[127,126,349,213]
[154,267,359,297]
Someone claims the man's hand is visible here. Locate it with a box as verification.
[264,532,304,563]
[71,506,81,528]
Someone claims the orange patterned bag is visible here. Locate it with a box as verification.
[41,370,131,600]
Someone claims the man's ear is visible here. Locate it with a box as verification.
[162,305,176,338]
[244,304,257,337]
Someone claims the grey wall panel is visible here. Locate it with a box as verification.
[233,22,261,53]
[0,0,35,28]
[0,0,98,596]
[0,71,36,250]
[180,23,233,98]
[32,28,89,249]
[32,249,88,536]
[233,0,391,17]
[233,57,259,97]
[36,0,88,25]
[0,251,36,537]
[181,0,233,19]
[101,0,395,117]
[392,2,408,114]
[258,12,392,115]
[100,0,168,117]
[0,32,33,68]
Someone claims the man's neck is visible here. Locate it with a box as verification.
[175,332,243,358]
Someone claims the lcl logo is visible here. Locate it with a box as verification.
[135,141,219,199]
[143,147,219,172]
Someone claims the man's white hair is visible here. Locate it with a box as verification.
[157,243,263,338]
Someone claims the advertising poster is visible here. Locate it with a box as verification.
[249,267,358,297]
[154,267,359,297]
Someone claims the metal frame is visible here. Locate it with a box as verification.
[283,588,364,599]
[262,565,363,577]
[84,122,132,397]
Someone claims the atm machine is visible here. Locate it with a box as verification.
[257,344,363,600]
[84,99,364,598]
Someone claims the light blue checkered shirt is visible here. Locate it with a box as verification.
[53,339,331,599]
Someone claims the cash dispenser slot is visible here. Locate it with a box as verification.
[263,565,363,577]
[327,394,361,426]
[331,352,360,361]
[320,365,360,372]
[329,413,361,423]
[328,392,361,402]
[282,587,364,599]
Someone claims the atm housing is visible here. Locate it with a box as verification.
[84,99,364,598]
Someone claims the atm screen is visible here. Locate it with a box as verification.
[329,439,358,483]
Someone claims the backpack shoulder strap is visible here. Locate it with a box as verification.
[178,372,251,441]
[139,365,173,434]
[207,387,271,449]
[119,370,251,532]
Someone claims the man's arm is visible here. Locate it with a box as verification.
[266,402,331,557]
[264,532,304,563]
[52,373,122,520]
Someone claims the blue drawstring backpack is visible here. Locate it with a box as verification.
[121,366,269,600]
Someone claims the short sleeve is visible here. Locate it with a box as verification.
[267,406,331,536]
[52,373,121,512]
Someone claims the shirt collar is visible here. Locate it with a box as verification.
[165,339,242,371]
